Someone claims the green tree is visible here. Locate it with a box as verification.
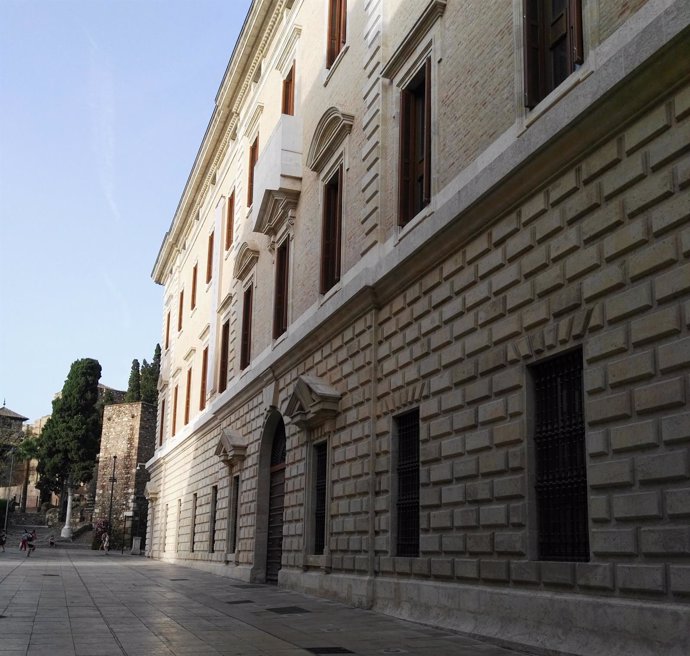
[36,358,102,495]
[140,344,161,405]
[125,359,141,402]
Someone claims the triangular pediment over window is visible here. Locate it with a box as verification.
[285,375,341,429]
[306,107,354,172]
[215,428,247,467]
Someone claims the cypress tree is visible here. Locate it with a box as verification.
[125,359,141,402]
[36,358,102,494]
[140,344,161,405]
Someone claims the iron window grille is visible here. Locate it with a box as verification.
[396,409,420,557]
[313,442,328,555]
[532,348,589,562]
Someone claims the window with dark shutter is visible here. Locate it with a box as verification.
[199,346,208,410]
[273,239,290,338]
[159,398,165,446]
[190,493,198,552]
[531,348,589,561]
[399,58,431,226]
[218,320,229,393]
[396,409,419,557]
[230,474,240,552]
[327,0,347,68]
[524,0,584,108]
[248,136,259,206]
[172,385,178,436]
[209,485,218,553]
[178,290,184,331]
[165,312,171,350]
[184,367,192,425]
[225,192,235,250]
[320,165,342,294]
[313,441,328,555]
[206,231,214,283]
[282,62,295,115]
[191,264,198,310]
[240,286,253,370]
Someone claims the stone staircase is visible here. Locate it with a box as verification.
[5,510,92,550]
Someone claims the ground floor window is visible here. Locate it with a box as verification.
[395,408,419,557]
[531,347,589,561]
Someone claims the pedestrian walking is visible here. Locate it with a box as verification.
[22,530,35,556]
[100,532,110,554]
[19,528,28,551]
[0,530,6,552]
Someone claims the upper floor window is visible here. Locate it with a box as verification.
[177,290,184,332]
[282,62,295,116]
[165,311,171,350]
[206,231,214,284]
[524,0,583,108]
[320,165,342,294]
[326,0,347,68]
[159,398,166,446]
[225,193,235,251]
[184,367,192,425]
[199,346,208,411]
[240,285,253,370]
[273,239,290,339]
[172,384,179,436]
[399,58,431,226]
[191,264,198,310]
[247,136,259,207]
[218,319,230,393]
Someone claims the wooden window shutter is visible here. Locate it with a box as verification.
[218,320,229,393]
[159,398,165,446]
[569,0,583,65]
[172,385,178,436]
[165,312,170,349]
[191,264,197,310]
[523,0,541,109]
[422,57,432,207]
[178,290,184,331]
[184,367,192,425]
[241,286,253,369]
[327,0,337,67]
[225,193,234,250]
[206,231,214,283]
[399,88,411,225]
[334,165,342,284]
[282,63,295,115]
[199,346,208,410]
[339,0,347,51]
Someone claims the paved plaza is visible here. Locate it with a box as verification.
[0,546,535,656]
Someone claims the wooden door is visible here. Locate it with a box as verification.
[266,419,286,583]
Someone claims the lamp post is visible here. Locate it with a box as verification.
[60,479,74,538]
[107,455,117,534]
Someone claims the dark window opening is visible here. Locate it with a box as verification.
[327,0,347,68]
[532,348,589,562]
[320,165,342,294]
[206,231,214,283]
[231,475,240,553]
[399,58,431,226]
[273,240,290,338]
[524,0,583,108]
[396,409,419,557]
[248,136,259,206]
[210,485,218,553]
[225,193,235,250]
[314,442,327,555]
[282,62,295,115]
[240,286,253,370]
[218,320,230,393]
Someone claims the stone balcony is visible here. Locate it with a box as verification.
[251,113,302,242]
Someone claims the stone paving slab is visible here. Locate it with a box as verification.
[0,546,536,656]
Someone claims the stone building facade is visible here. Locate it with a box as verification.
[147,1,690,654]
[95,402,156,544]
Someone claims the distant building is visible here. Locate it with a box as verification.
[147,2,690,655]
[0,404,28,504]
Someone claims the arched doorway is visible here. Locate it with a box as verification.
[266,417,286,583]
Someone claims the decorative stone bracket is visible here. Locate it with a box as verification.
[215,428,247,469]
[143,482,159,502]
[285,375,342,431]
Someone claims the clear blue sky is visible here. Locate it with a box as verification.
[0,0,252,422]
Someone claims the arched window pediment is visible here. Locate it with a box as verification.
[233,240,260,280]
[306,107,354,172]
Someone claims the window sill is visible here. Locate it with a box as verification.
[395,202,434,245]
[323,44,349,87]
[523,65,594,130]
[319,280,342,305]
